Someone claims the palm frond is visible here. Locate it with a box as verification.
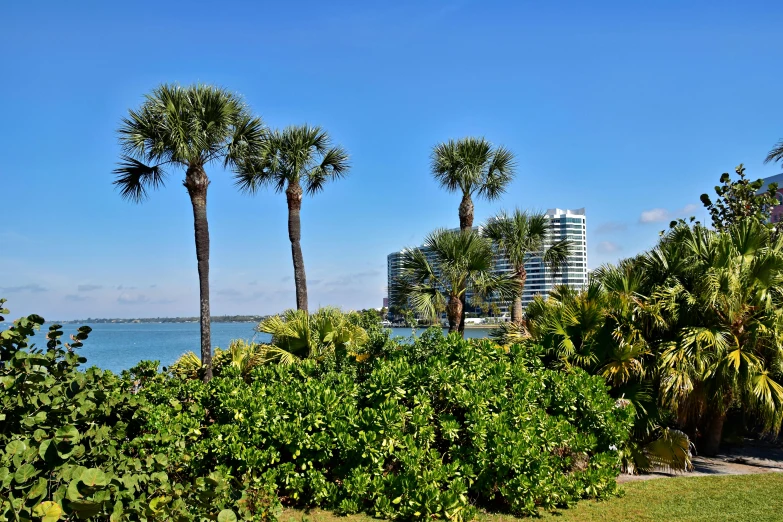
[112,156,167,202]
[765,139,783,164]
[645,429,694,472]
[116,83,264,193]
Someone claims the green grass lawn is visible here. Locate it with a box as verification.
[280,473,783,522]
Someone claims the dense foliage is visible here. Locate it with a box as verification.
[0,300,264,522]
[1,302,631,521]
[509,214,783,461]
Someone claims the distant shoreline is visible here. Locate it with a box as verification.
[54,316,267,325]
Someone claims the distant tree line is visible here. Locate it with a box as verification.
[59,315,268,324]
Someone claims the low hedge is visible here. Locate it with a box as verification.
[1,304,632,521]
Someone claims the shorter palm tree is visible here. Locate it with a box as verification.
[391,229,516,335]
[257,307,369,365]
[482,209,572,324]
[235,125,350,311]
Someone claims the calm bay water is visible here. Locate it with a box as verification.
[1,322,493,374]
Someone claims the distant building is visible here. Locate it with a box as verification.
[386,208,588,317]
[760,174,783,223]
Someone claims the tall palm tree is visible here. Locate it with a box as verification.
[114,84,265,382]
[431,137,516,232]
[235,125,349,311]
[431,137,515,331]
[482,209,572,324]
[391,229,516,336]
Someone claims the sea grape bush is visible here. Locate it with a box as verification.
[145,329,632,519]
[1,300,632,521]
[0,301,277,521]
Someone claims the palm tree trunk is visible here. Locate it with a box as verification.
[512,265,527,324]
[286,182,308,311]
[458,192,474,231]
[184,166,212,382]
[447,294,463,336]
[702,411,726,456]
[458,192,474,333]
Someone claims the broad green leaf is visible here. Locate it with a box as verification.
[33,501,63,522]
[5,439,26,456]
[39,439,59,463]
[29,476,48,499]
[79,468,108,487]
[54,425,79,443]
[68,500,102,517]
[217,509,238,522]
[14,463,38,483]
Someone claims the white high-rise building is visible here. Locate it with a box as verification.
[386,208,588,316]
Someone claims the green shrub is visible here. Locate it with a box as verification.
[1,299,631,520]
[0,300,280,521]
[157,330,632,519]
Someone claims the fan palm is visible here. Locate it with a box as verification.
[391,229,516,335]
[483,209,572,324]
[257,307,369,364]
[431,137,516,231]
[235,126,350,311]
[431,137,516,332]
[170,339,266,382]
[113,84,265,381]
[651,219,783,454]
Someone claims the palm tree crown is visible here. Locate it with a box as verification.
[234,125,350,197]
[234,125,350,311]
[114,84,265,382]
[115,84,265,202]
[431,137,516,231]
[765,139,783,165]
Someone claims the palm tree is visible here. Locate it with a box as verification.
[114,84,265,382]
[235,125,349,311]
[391,229,516,336]
[431,137,515,332]
[482,209,571,324]
[431,137,516,232]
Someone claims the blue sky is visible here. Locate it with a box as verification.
[1,0,782,320]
